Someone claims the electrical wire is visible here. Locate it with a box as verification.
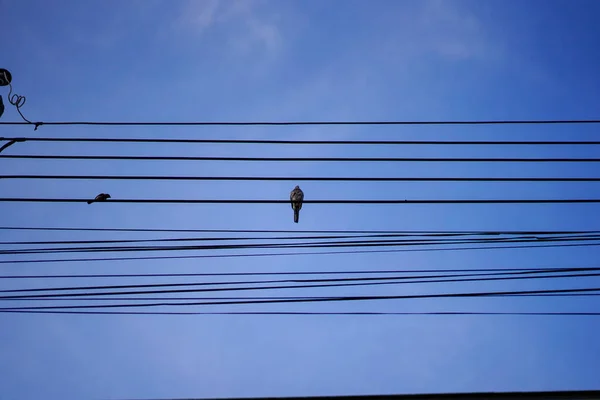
[3,269,588,294]
[1,266,593,279]
[1,198,600,204]
[2,235,598,256]
[3,174,600,182]
[1,287,599,310]
[4,155,600,162]
[3,118,600,127]
[3,310,600,316]
[0,232,591,246]
[8,293,600,301]
[2,71,39,128]
[3,136,600,145]
[0,226,594,235]
[2,242,599,264]
[3,272,600,300]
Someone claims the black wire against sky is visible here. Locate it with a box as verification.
[4,270,599,296]
[3,136,600,145]
[2,198,600,204]
[4,310,600,316]
[2,118,600,126]
[0,232,592,246]
[3,242,599,265]
[4,155,600,162]
[3,175,600,182]
[2,266,596,279]
[1,233,597,250]
[3,235,599,256]
[9,293,600,302]
[0,226,596,235]
[2,287,600,311]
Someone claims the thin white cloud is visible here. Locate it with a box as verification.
[177,0,283,55]
[410,0,497,61]
[178,0,220,31]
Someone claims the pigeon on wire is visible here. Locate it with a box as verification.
[87,193,111,204]
[290,185,304,223]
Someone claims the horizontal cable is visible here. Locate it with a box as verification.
[9,292,600,301]
[4,155,600,162]
[3,175,600,182]
[1,198,600,204]
[3,310,600,316]
[2,118,600,127]
[1,267,592,279]
[1,287,599,310]
[3,236,598,256]
[2,242,599,264]
[4,137,600,145]
[0,269,579,293]
[0,232,591,246]
[4,271,598,297]
[0,226,594,235]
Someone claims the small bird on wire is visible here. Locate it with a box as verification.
[290,185,304,223]
[87,193,111,204]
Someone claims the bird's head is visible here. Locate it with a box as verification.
[105,194,111,199]
[294,185,300,190]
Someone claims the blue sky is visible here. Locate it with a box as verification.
[1,0,600,399]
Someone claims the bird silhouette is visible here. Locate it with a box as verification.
[87,193,111,204]
[290,185,304,223]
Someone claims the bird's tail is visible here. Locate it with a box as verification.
[294,209,299,223]
[87,200,93,204]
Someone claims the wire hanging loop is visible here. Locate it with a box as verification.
[1,69,42,130]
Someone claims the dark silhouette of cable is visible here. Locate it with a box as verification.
[3,272,600,300]
[1,266,592,279]
[1,226,594,235]
[9,292,600,301]
[2,242,599,264]
[0,233,470,246]
[1,232,592,246]
[5,269,589,294]
[2,287,599,311]
[0,138,25,154]
[3,174,600,182]
[2,198,600,204]
[4,310,600,316]
[2,118,600,127]
[4,136,600,145]
[3,235,599,256]
[4,155,600,162]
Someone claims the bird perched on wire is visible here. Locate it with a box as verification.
[290,185,304,223]
[87,193,111,204]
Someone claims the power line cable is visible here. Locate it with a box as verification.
[0,233,592,246]
[2,287,599,310]
[2,242,599,264]
[3,269,585,294]
[3,174,600,182]
[0,266,596,279]
[2,235,598,256]
[4,136,600,145]
[0,226,594,235]
[4,155,600,163]
[2,198,600,204]
[9,292,600,302]
[3,118,600,127]
[3,272,600,300]
[3,310,600,316]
